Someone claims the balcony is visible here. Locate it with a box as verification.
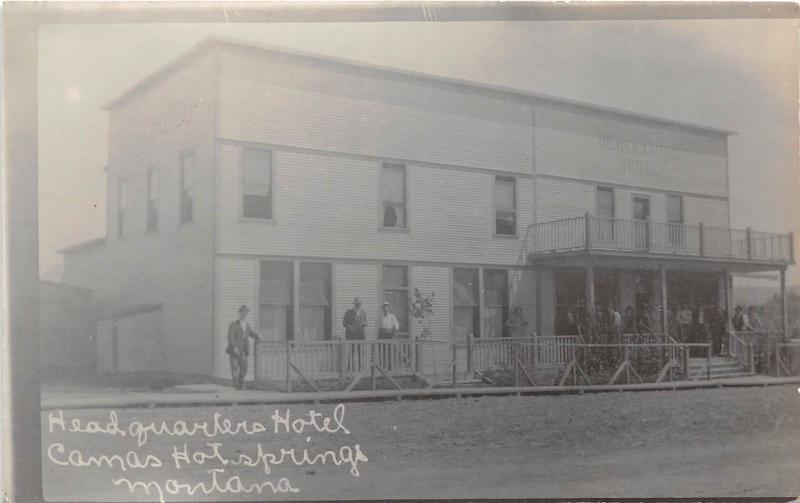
[527,213,794,265]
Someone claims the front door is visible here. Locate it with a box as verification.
[633,196,650,249]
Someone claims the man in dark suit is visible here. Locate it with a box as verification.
[342,297,367,370]
[226,305,263,389]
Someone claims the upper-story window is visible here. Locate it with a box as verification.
[596,186,615,244]
[667,194,684,246]
[147,169,159,233]
[494,176,516,235]
[117,179,128,238]
[179,151,194,224]
[667,194,683,224]
[381,163,406,228]
[242,148,273,219]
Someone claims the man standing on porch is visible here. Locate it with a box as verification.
[343,297,368,370]
[225,305,264,390]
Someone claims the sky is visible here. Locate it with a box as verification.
[38,18,799,282]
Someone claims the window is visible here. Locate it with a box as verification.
[147,169,159,232]
[298,263,331,341]
[667,195,683,224]
[453,268,480,339]
[117,179,128,238]
[382,265,409,334]
[494,176,516,235]
[259,261,294,341]
[242,148,273,219]
[596,186,615,244]
[667,194,684,247]
[179,152,194,224]
[381,164,406,228]
[483,269,509,338]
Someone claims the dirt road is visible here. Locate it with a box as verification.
[42,386,800,500]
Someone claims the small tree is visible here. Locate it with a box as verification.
[409,288,435,338]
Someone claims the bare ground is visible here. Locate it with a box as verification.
[42,385,800,500]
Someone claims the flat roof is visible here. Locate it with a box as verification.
[104,35,736,137]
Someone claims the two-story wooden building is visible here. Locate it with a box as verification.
[61,36,793,383]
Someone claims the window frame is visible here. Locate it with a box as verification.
[379,162,408,231]
[380,264,410,337]
[667,194,684,224]
[493,175,517,237]
[240,147,275,221]
[298,261,333,342]
[666,194,685,248]
[452,267,480,340]
[482,268,510,338]
[146,168,159,233]
[179,150,195,225]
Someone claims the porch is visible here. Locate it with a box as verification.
[527,213,795,339]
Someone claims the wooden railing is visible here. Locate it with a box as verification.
[254,336,697,391]
[528,213,793,263]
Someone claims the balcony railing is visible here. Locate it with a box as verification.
[527,213,794,263]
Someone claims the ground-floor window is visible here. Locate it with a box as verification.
[483,269,509,338]
[259,261,294,341]
[453,268,480,339]
[259,261,333,341]
[299,262,332,341]
[382,265,409,335]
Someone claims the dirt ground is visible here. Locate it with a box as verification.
[42,385,800,500]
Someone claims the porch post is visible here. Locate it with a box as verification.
[586,261,595,332]
[660,264,668,335]
[780,268,788,338]
[535,267,542,336]
[723,268,732,334]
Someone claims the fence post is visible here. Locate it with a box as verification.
[452,342,458,388]
[746,227,752,259]
[512,341,519,387]
[698,223,704,256]
[285,339,291,393]
[414,336,421,374]
[370,343,376,390]
[706,345,712,381]
[466,334,473,374]
[338,339,345,378]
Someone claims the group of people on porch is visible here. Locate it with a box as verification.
[563,301,767,357]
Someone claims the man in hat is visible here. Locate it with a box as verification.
[225,305,263,389]
[342,297,367,370]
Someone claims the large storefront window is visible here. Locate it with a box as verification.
[382,265,409,335]
[483,269,509,338]
[259,261,293,341]
[298,263,331,341]
[453,268,479,340]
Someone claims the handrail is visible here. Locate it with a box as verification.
[527,214,793,263]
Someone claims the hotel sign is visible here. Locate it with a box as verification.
[597,136,683,182]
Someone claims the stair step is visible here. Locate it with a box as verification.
[689,372,756,380]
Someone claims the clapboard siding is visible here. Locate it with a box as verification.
[213,257,258,379]
[217,52,533,174]
[534,104,728,199]
[535,178,595,222]
[217,145,532,265]
[684,197,730,228]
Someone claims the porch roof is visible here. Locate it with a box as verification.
[528,249,789,273]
